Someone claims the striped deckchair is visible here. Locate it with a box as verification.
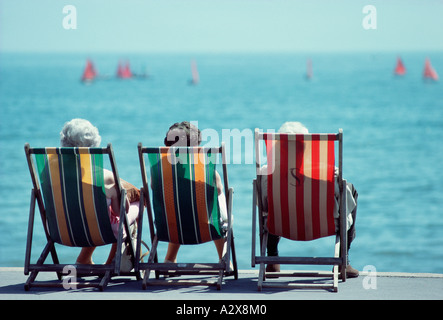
[24,143,139,291]
[137,143,237,290]
[252,129,347,292]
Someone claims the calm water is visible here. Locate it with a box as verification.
[1,52,443,273]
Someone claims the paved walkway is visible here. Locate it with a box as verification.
[1,268,442,301]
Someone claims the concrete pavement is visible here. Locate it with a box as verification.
[1,267,442,300]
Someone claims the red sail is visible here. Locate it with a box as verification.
[82,60,97,81]
[423,58,439,81]
[123,62,132,78]
[117,61,132,79]
[394,57,406,76]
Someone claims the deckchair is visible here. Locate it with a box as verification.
[24,143,139,291]
[137,143,238,290]
[252,129,347,291]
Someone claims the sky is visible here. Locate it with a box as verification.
[1,0,443,53]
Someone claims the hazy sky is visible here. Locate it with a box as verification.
[1,0,443,53]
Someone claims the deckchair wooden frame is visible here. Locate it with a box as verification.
[137,143,238,290]
[24,143,140,291]
[251,129,347,292]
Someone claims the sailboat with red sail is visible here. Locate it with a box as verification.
[81,59,97,83]
[117,61,133,79]
[423,58,439,81]
[394,57,406,76]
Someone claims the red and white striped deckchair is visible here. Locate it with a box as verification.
[252,129,347,292]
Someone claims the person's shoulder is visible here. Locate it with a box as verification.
[103,169,115,184]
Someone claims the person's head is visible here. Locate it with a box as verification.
[60,118,101,147]
[278,121,309,134]
[278,122,309,183]
[164,121,201,147]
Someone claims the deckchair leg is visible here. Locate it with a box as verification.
[257,229,268,291]
[24,190,36,276]
[142,269,151,290]
[332,265,339,292]
[99,270,112,291]
[258,263,265,292]
[230,233,238,280]
[24,271,38,291]
[217,269,223,290]
[24,240,53,290]
[142,236,158,290]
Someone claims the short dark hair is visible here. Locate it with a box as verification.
[164,121,201,147]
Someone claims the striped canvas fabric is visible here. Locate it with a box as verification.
[34,147,116,247]
[264,133,336,241]
[147,147,222,245]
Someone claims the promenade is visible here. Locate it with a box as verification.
[1,267,442,300]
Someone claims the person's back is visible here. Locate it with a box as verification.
[162,121,227,263]
[260,121,359,278]
[60,118,139,265]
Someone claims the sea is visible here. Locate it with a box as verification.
[1,51,442,274]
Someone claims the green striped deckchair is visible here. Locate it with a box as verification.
[137,143,238,290]
[24,143,139,291]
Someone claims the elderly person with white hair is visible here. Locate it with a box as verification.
[60,118,140,265]
[260,121,359,278]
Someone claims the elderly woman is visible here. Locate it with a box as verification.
[60,118,140,265]
[260,121,359,278]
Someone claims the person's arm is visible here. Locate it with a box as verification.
[215,171,228,222]
[215,171,223,195]
[103,169,130,214]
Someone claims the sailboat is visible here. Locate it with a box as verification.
[81,59,97,83]
[117,61,133,79]
[394,57,406,76]
[305,58,313,80]
[188,60,199,85]
[423,58,439,81]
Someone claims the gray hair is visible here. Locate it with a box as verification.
[60,118,101,147]
[278,121,309,134]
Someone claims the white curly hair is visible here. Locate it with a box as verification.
[60,118,101,147]
[278,121,309,134]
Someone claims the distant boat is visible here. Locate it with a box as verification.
[117,61,132,79]
[394,57,406,76]
[423,58,439,81]
[133,65,149,79]
[188,60,199,85]
[305,58,313,80]
[81,59,97,83]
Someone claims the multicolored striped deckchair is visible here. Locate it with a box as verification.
[252,129,348,292]
[137,143,237,290]
[24,143,139,291]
